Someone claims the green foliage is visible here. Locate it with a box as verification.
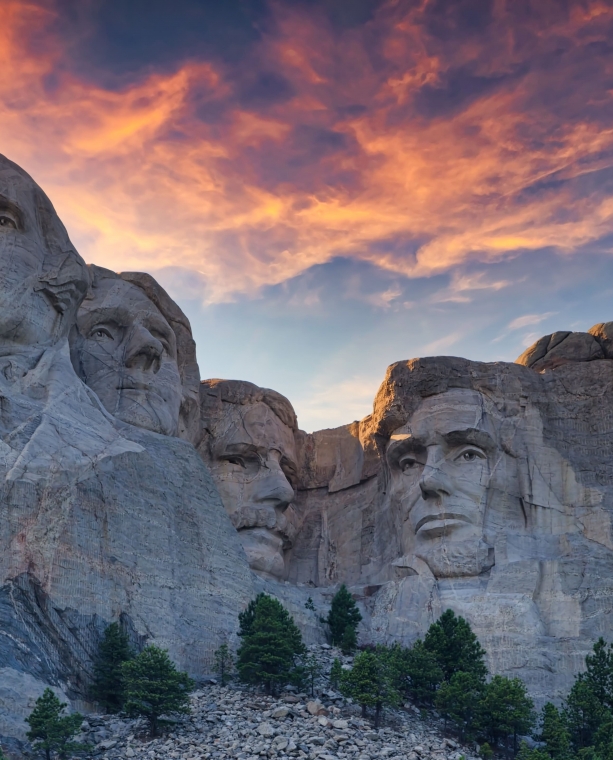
[478,675,535,752]
[340,648,401,728]
[424,609,488,682]
[25,688,85,760]
[330,658,343,689]
[479,742,494,760]
[295,653,322,697]
[91,622,133,713]
[214,643,234,686]
[0,746,6,760]
[403,639,444,705]
[122,645,193,736]
[585,638,613,711]
[516,742,552,760]
[435,671,485,740]
[236,594,306,695]
[564,674,608,750]
[305,597,316,612]
[537,702,573,760]
[341,624,358,654]
[326,585,362,646]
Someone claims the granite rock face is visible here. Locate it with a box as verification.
[0,155,255,745]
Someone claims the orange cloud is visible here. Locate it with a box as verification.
[2,0,613,302]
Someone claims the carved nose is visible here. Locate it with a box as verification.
[419,450,452,500]
[124,325,163,373]
[252,461,295,510]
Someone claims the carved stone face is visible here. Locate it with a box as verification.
[0,168,66,348]
[77,277,182,435]
[207,401,298,579]
[387,389,496,577]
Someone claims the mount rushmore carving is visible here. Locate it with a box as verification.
[1,153,613,743]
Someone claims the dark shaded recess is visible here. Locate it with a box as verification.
[0,573,144,699]
[52,0,270,86]
[413,63,528,119]
[423,0,495,39]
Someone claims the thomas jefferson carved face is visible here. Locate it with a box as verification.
[207,401,298,579]
[77,276,182,435]
[387,389,496,577]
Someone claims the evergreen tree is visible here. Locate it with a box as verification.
[424,609,488,682]
[25,688,85,760]
[403,639,444,705]
[297,653,322,697]
[339,649,401,729]
[236,594,306,695]
[584,638,613,711]
[0,746,6,760]
[330,658,343,689]
[594,710,613,760]
[516,742,552,760]
[435,671,485,740]
[478,675,535,757]
[564,674,607,750]
[537,702,573,760]
[122,645,193,736]
[91,622,133,712]
[341,625,358,654]
[214,643,234,686]
[326,585,362,646]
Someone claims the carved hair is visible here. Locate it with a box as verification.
[200,378,298,435]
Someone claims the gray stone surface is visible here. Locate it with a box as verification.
[0,155,255,746]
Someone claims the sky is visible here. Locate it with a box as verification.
[2,0,613,431]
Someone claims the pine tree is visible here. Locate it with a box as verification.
[341,624,358,654]
[326,585,362,646]
[330,658,343,689]
[0,746,6,760]
[516,742,552,760]
[403,639,444,705]
[122,645,194,736]
[564,673,607,750]
[594,710,613,760]
[340,649,401,729]
[435,671,485,740]
[424,609,487,682]
[25,688,85,760]
[214,643,234,686]
[297,653,322,697]
[478,675,535,757]
[236,594,306,695]
[91,622,133,712]
[584,638,613,711]
[537,702,573,760]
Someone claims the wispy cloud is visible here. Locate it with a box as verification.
[507,312,557,331]
[2,1,613,306]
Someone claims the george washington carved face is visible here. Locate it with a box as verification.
[76,275,182,436]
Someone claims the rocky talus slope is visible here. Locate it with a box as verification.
[73,646,478,760]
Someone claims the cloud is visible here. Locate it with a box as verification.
[507,312,557,330]
[2,0,613,304]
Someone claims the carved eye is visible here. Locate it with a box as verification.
[0,215,16,229]
[456,448,485,463]
[226,457,245,468]
[90,327,114,341]
[400,457,419,472]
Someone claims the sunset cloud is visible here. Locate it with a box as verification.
[1,0,612,309]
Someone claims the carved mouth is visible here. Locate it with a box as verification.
[415,512,472,533]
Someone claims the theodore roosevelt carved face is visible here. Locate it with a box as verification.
[76,273,182,436]
[200,381,299,580]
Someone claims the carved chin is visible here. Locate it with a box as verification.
[116,391,178,436]
[238,528,285,579]
[416,538,494,578]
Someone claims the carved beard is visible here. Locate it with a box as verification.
[416,538,494,578]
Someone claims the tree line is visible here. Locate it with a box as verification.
[12,584,613,760]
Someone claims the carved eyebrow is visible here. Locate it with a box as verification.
[0,196,25,230]
[443,428,495,451]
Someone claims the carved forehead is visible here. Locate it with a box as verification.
[409,389,488,437]
[81,276,171,326]
[212,401,297,461]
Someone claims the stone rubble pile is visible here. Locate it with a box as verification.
[79,646,479,760]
